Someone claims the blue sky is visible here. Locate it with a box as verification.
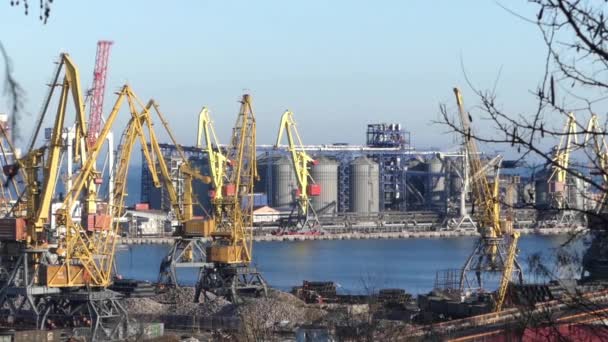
[1,1,548,151]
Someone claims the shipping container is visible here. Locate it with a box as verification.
[84,214,111,231]
[307,184,321,196]
[134,203,150,211]
[223,184,236,197]
[183,219,215,237]
[241,193,268,208]
[0,217,26,241]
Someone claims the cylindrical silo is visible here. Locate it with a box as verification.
[271,156,297,208]
[535,177,549,208]
[349,157,379,214]
[310,156,339,214]
[255,155,272,194]
[428,156,445,205]
[568,172,585,210]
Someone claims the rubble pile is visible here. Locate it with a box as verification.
[123,287,232,318]
[234,290,326,328]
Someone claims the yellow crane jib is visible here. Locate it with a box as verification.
[453,87,522,312]
[197,106,228,201]
[207,94,257,265]
[275,110,321,227]
[3,53,90,244]
[454,88,501,238]
[584,113,608,213]
[548,113,577,199]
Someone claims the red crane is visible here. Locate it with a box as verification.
[87,40,113,148]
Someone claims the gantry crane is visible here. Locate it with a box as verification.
[144,102,215,287]
[581,113,608,281]
[0,54,136,339]
[275,110,320,230]
[195,94,267,303]
[453,88,523,312]
[548,113,578,209]
[86,40,113,148]
[584,113,608,213]
[197,106,228,212]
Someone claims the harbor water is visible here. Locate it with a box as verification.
[115,234,582,294]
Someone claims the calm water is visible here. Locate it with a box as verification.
[115,235,582,294]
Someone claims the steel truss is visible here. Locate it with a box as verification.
[157,237,211,287]
[0,245,128,341]
[195,264,267,304]
[459,236,524,293]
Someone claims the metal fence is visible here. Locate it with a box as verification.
[130,314,240,331]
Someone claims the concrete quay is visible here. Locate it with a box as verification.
[118,226,584,245]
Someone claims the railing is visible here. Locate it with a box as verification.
[131,314,240,331]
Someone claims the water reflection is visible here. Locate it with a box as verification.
[115,235,580,294]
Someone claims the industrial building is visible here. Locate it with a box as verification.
[141,123,466,225]
[139,120,590,229]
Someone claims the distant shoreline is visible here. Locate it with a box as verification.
[119,226,584,245]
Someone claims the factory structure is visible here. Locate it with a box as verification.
[141,124,443,220]
[139,121,588,229]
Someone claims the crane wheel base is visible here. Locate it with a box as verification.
[195,264,268,304]
[0,288,128,341]
[157,238,211,288]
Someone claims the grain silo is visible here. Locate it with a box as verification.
[535,177,549,208]
[271,156,297,208]
[349,157,379,214]
[567,172,586,210]
[310,156,339,214]
[428,156,445,206]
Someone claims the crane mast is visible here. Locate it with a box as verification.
[197,107,228,204]
[87,40,113,148]
[548,113,577,209]
[195,94,267,303]
[453,88,522,312]
[584,114,608,213]
[0,55,133,340]
[142,103,216,287]
[275,110,320,230]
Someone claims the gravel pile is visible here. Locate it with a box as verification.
[154,287,199,304]
[123,287,232,318]
[123,297,165,314]
[235,289,326,327]
[123,287,326,328]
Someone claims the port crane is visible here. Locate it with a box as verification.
[144,102,215,287]
[453,88,523,312]
[581,113,608,281]
[0,54,144,340]
[537,113,583,227]
[195,94,267,303]
[274,110,320,230]
[584,113,608,213]
[86,40,113,148]
[548,113,578,208]
[197,106,228,214]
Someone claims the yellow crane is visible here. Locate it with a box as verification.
[584,113,608,213]
[140,102,216,287]
[195,94,267,303]
[275,110,320,230]
[548,113,578,209]
[0,54,136,339]
[453,88,522,312]
[197,106,228,210]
